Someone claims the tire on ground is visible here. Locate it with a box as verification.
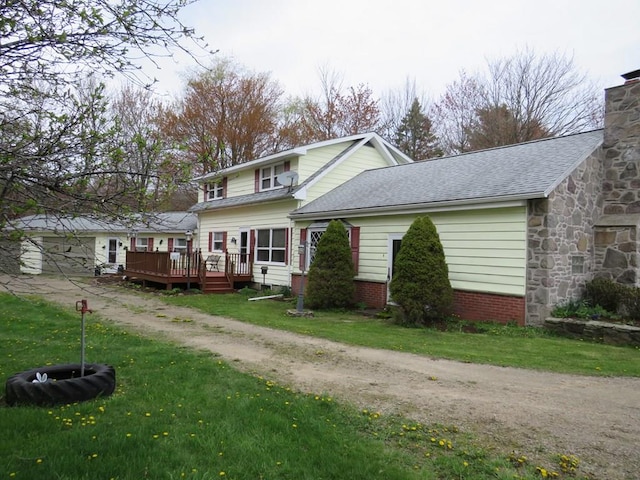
[4,363,116,406]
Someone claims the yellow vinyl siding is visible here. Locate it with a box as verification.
[304,145,392,203]
[297,206,527,296]
[198,200,298,286]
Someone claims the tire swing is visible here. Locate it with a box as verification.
[4,300,116,407]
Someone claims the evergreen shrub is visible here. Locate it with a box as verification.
[305,220,355,309]
[389,216,453,325]
[583,277,624,312]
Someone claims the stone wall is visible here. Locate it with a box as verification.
[525,148,604,325]
[544,317,640,347]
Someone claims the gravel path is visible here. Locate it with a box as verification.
[4,275,640,479]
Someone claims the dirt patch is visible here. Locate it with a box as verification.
[3,275,640,479]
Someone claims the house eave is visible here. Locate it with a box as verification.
[195,149,307,183]
[289,194,537,221]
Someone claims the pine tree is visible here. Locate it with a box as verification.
[305,220,356,309]
[389,216,453,324]
[394,98,443,161]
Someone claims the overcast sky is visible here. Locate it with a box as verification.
[150,0,638,101]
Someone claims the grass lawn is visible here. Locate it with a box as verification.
[160,289,640,377]
[0,292,596,479]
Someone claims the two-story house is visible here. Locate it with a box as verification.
[189,133,413,292]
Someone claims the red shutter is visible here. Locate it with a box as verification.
[284,228,289,265]
[130,237,135,251]
[222,232,228,252]
[208,232,213,252]
[148,238,154,252]
[203,183,209,200]
[350,227,360,274]
[254,169,260,192]
[168,238,174,252]
[222,177,228,198]
[250,230,256,257]
[284,160,290,172]
[299,228,307,270]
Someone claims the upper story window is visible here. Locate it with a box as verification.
[205,181,224,200]
[260,163,285,191]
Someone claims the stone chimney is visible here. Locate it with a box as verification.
[595,71,640,285]
[602,70,640,215]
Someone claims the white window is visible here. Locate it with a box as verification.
[306,225,351,268]
[260,164,285,191]
[173,238,187,252]
[135,237,149,252]
[212,232,224,251]
[256,228,286,263]
[206,182,224,200]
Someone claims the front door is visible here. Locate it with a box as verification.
[107,238,118,264]
[387,234,404,302]
[239,229,249,274]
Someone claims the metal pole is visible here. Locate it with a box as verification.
[76,300,92,376]
[80,309,86,376]
[187,247,191,290]
[297,242,306,312]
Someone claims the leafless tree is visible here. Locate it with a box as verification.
[433,49,603,154]
[378,77,432,141]
[282,66,382,144]
[0,0,209,273]
[431,71,484,154]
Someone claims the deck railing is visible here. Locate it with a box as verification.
[125,250,201,277]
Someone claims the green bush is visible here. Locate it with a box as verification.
[620,285,640,321]
[551,298,617,320]
[305,220,356,309]
[583,277,623,312]
[389,216,453,325]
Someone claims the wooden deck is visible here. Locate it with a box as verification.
[124,250,253,293]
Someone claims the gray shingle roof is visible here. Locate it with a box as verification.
[10,212,197,234]
[189,189,293,213]
[290,130,603,218]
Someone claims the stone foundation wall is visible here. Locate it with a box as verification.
[544,317,640,347]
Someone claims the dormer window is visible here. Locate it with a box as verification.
[205,178,226,200]
[260,163,285,191]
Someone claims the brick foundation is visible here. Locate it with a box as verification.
[292,275,526,325]
[354,280,387,308]
[453,290,525,326]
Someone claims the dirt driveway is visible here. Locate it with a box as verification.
[3,275,639,479]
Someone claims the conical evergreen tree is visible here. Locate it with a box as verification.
[389,216,453,324]
[305,220,356,309]
[394,98,442,161]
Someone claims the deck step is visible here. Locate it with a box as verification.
[202,276,234,294]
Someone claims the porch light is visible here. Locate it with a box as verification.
[185,230,193,241]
